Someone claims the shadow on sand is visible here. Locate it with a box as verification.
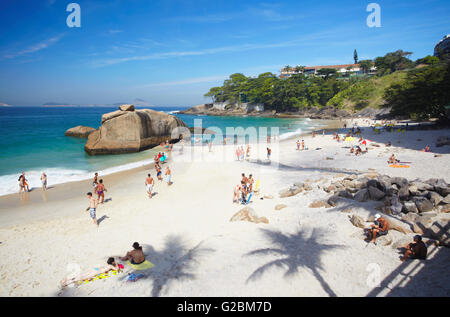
[245,227,345,297]
[121,235,215,297]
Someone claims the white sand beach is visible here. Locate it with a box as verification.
[0,118,449,297]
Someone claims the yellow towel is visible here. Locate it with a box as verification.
[127,260,154,270]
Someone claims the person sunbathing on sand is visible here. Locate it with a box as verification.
[60,257,121,287]
[401,235,427,262]
[385,141,391,147]
[388,154,399,164]
[366,214,389,245]
[120,242,145,265]
[355,146,362,156]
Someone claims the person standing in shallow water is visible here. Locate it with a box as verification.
[40,172,47,191]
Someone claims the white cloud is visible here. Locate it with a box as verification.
[2,34,64,60]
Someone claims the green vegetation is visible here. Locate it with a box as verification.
[204,49,450,119]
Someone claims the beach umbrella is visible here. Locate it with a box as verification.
[359,139,372,146]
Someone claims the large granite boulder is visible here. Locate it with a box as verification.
[65,125,96,138]
[230,207,269,224]
[84,107,187,155]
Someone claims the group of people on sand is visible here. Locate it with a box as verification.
[145,164,172,199]
[365,214,427,261]
[233,173,255,205]
[18,172,48,193]
[86,173,108,227]
[61,242,146,287]
[296,139,306,151]
[235,145,251,161]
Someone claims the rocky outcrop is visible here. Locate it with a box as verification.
[65,125,96,138]
[84,106,187,155]
[230,207,268,224]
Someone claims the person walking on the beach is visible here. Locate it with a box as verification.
[155,164,163,181]
[296,140,300,151]
[302,140,305,151]
[40,172,47,191]
[233,183,242,204]
[165,166,172,185]
[18,173,25,193]
[86,192,98,227]
[94,179,107,204]
[267,147,271,160]
[93,172,98,188]
[145,173,155,198]
[246,145,251,158]
[208,140,212,152]
[312,131,316,138]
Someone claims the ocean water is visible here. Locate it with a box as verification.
[0,106,321,196]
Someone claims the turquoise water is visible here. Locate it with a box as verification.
[0,106,320,195]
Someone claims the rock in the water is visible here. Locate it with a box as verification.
[350,215,366,228]
[65,125,96,138]
[84,108,187,155]
[413,197,434,213]
[230,207,268,224]
[309,200,331,208]
[425,220,450,246]
[118,104,135,111]
[275,204,287,211]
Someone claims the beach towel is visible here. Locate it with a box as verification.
[126,260,154,270]
[77,267,123,286]
[345,137,355,142]
[254,180,260,192]
[246,192,253,205]
[389,164,410,168]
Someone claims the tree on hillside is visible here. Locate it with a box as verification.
[415,55,440,66]
[354,49,358,64]
[384,62,450,120]
[358,60,373,74]
[317,68,337,79]
[294,65,305,73]
[374,50,414,75]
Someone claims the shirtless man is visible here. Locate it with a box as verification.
[233,183,242,204]
[41,172,47,191]
[241,173,248,191]
[165,166,172,185]
[145,173,155,198]
[401,235,427,262]
[247,174,255,192]
[120,242,145,265]
[366,214,389,245]
[94,179,107,204]
[86,192,99,226]
[388,154,399,164]
[93,173,99,188]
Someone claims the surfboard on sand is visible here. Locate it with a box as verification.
[389,164,410,168]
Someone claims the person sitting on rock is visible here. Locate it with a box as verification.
[401,235,427,262]
[366,214,390,245]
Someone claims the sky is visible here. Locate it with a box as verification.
[0,0,449,107]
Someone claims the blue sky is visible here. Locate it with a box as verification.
[0,0,448,107]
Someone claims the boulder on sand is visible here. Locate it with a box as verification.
[350,215,366,228]
[309,200,331,208]
[84,107,187,155]
[65,125,96,138]
[230,207,269,224]
[425,220,450,246]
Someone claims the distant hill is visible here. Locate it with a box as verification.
[43,98,155,108]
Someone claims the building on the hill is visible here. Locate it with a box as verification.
[280,63,376,78]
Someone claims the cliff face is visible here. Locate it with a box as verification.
[84,107,187,155]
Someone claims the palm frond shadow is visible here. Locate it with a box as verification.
[245,227,345,297]
[121,235,215,297]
